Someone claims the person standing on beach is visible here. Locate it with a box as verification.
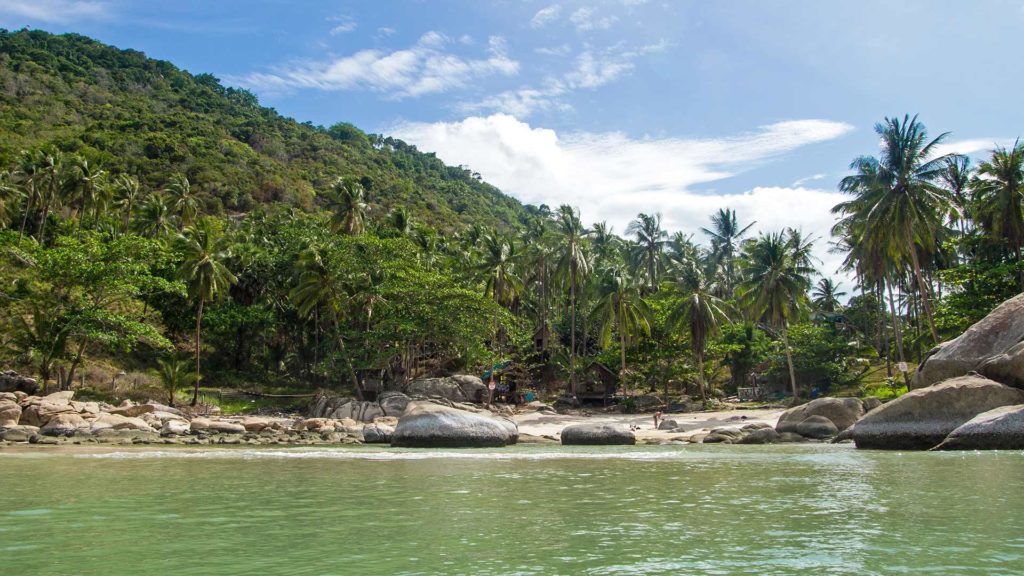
[653,410,662,430]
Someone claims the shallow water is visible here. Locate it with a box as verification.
[1,444,1022,575]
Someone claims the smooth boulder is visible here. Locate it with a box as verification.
[391,402,517,448]
[913,293,1024,389]
[794,415,839,439]
[40,412,88,436]
[0,400,21,427]
[402,375,487,404]
[560,423,636,445]
[776,397,865,433]
[853,375,1024,450]
[933,404,1024,450]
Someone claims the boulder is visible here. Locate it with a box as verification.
[657,419,679,431]
[560,423,636,446]
[738,427,780,444]
[0,370,39,395]
[40,412,88,436]
[378,392,411,416]
[206,420,246,434]
[933,404,1024,450]
[90,413,156,433]
[362,423,394,444]
[852,375,1024,450]
[913,293,1024,389]
[0,400,21,427]
[0,392,15,402]
[794,415,840,439]
[391,402,517,448]
[189,417,212,432]
[161,419,191,435]
[108,403,155,417]
[144,403,184,417]
[306,393,388,422]
[862,397,882,412]
[776,397,865,433]
[19,401,75,427]
[0,425,39,442]
[402,375,487,404]
[241,417,272,432]
[42,391,74,404]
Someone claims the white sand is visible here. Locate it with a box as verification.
[513,407,785,441]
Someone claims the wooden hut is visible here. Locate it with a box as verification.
[575,361,618,402]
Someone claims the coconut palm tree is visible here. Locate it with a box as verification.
[156,355,193,407]
[113,174,141,234]
[176,218,237,406]
[835,114,953,343]
[972,140,1024,287]
[812,278,846,313]
[700,208,756,297]
[626,212,668,292]
[68,157,106,230]
[35,146,64,242]
[0,170,21,229]
[165,173,199,230]
[941,155,972,236]
[137,193,175,239]
[554,205,591,395]
[590,266,651,387]
[737,231,815,399]
[387,205,411,235]
[327,177,367,235]
[664,259,731,401]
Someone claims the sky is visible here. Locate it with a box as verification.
[2,0,1022,289]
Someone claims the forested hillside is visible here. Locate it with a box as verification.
[0,29,528,230]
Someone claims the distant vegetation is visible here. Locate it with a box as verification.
[0,30,1019,407]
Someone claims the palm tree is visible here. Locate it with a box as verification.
[835,114,953,343]
[176,218,237,406]
[387,205,411,235]
[68,157,106,229]
[626,212,667,292]
[137,193,175,239]
[113,174,141,234]
[0,170,21,229]
[812,278,846,313]
[738,231,815,399]
[327,177,367,235]
[554,205,591,395]
[701,208,756,296]
[165,173,199,230]
[664,260,731,401]
[156,355,193,407]
[35,146,64,242]
[941,155,972,236]
[972,140,1024,287]
[590,266,651,389]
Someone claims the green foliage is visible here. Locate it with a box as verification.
[779,323,859,392]
[935,259,1023,335]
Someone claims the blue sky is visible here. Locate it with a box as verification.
[2,0,1022,283]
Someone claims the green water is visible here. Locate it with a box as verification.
[1,445,1022,575]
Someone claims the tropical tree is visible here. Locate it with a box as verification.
[177,218,237,405]
[971,140,1024,286]
[738,231,815,399]
[0,170,21,228]
[113,174,141,234]
[156,355,193,407]
[137,193,175,239]
[626,212,667,292]
[590,266,651,382]
[812,278,846,313]
[68,157,106,229]
[554,205,591,394]
[835,114,953,342]
[701,208,755,296]
[941,155,972,236]
[327,177,367,235]
[165,173,199,229]
[387,205,411,235]
[664,260,731,401]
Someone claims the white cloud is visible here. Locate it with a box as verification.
[376,26,397,37]
[234,32,518,99]
[932,138,1016,158]
[792,173,827,187]
[535,43,572,57]
[391,114,854,279]
[328,15,356,35]
[0,0,107,24]
[530,4,562,28]
[570,7,618,31]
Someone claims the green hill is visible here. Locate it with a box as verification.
[0,29,529,230]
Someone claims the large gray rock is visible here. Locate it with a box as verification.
[853,375,1024,450]
[391,402,517,448]
[40,412,88,436]
[307,391,409,422]
[913,293,1024,389]
[933,404,1024,450]
[794,415,840,439]
[0,370,38,395]
[776,397,865,433]
[0,425,39,442]
[378,391,411,416]
[560,423,636,445]
[402,375,487,404]
[738,427,780,444]
[362,423,395,444]
[0,400,21,427]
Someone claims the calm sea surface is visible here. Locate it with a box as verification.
[1,444,1022,575]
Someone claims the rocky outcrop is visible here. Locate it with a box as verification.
[853,375,1024,450]
[0,400,21,426]
[402,375,487,404]
[40,412,88,436]
[933,404,1024,450]
[362,423,394,444]
[391,402,517,448]
[776,397,865,435]
[913,294,1024,389]
[307,391,411,422]
[0,370,38,395]
[560,423,636,445]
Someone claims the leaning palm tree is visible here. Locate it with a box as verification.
[835,114,952,343]
[165,173,199,230]
[626,212,668,292]
[554,205,591,395]
[327,177,367,235]
[700,208,756,297]
[156,355,193,407]
[0,170,22,229]
[176,218,237,406]
[664,260,731,401]
[812,278,846,313]
[590,266,651,385]
[113,174,142,234]
[737,231,815,399]
[972,140,1024,287]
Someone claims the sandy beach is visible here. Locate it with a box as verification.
[513,407,786,442]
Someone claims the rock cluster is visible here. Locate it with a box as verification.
[0,370,39,395]
[560,423,636,445]
[391,402,517,448]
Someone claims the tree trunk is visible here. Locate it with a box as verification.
[334,315,363,401]
[696,348,706,402]
[191,297,204,406]
[886,279,911,388]
[569,266,577,396]
[64,340,88,392]
[781,324,798,399]
[905,224,938,342]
